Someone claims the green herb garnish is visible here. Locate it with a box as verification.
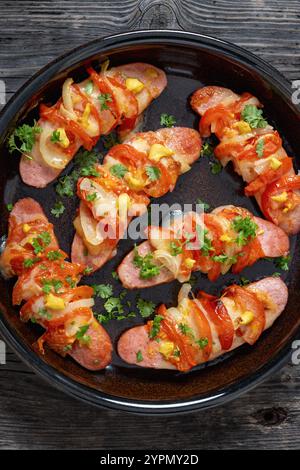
[146,165,161,181]
[8,121,42,158]
[92,284,113,299]
[75,325,91,345]
[196,337,209,350]
[160,113,176,128]
[201,142,214,158]
[137,298,156,318]
[196,198,210,212]
[98,93,112,111]
[149,315,164,339]
[47,250,63,261]
[51,201,65,218]
[133,247,160,279]
[256,139,264,158]
[241,104,268,129]
[274,255,291,271]
[109,163,128,179]
[178,323,195,339]
[136,350,143,362]
[231,215,258,246]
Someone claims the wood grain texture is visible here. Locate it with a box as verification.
[1,0,300,450]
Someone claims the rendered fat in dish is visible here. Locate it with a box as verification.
[71,127,202,273]
[191,86,300,235]
[0,198,112,370]
[118,277,288,371]
[19,63,167,188]
[117,205,290,289]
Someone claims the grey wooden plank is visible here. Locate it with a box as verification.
[0,0,300,450]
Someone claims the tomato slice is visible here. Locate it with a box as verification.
[245,157,293,196]
[40,102,96,150]
[87,67,121,126]
[157,304,198,372]
[108,144,148,169]
[188,299,213,361]
[237,131,282,161]
[72,83,103,131]
[231,237,264,273]
[38,307,93,355]
[261,174,300,222]
[224,285,265,345]
[200,105,234,138]
[204,214,224,281]
[197,292,234,351]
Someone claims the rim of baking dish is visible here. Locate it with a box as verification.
[0,30,297,414]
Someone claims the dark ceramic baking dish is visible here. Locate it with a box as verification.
[0,30,299,414]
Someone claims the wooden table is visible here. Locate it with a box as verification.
[1,0,299,450]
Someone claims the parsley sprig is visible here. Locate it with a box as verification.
[133,247,160,279]
[8,121,42,158]
[241,104,268,129]
[160,113,176,128]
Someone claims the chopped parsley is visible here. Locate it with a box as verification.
[136,350,143,362]
[149,315,164,339]
[63,344,73,352]
[146,165,161,181]
[112,270,119,281]
[178,323,195,339]
[212,253,238,264]
[55,150,102,198]
[37,308,52,320]
[104,297,124,315]
[98,93,112,111]
[196,225,214,256]
[83,266,93,275]
[196,198,210,212]
[136,298,156,318]
[92,283,113,299]
[56,175,74,198]
[6,203,13,212]
[241,104,268,129]
[50,129,61,143]
[210,160,222,175]
[160,113,176,128]
[200,142,214,158]
[51,201,65,218]
[170,240,183,256]
[75,325,91,345]
[103,132,119,150]
[38,231,52,246]
[256,139,265,158]
[23,258,39,268]
[274,255,291,271]
[86,192,98,202]
[31,232,51,255]
[47,250,63,261]
[196,337,209,350]
[42,279,63,294]
[66,275,76,288]
[109,163,128,179]
[231,216,258,246]
[8,121,42,158]
[133,247,160,279]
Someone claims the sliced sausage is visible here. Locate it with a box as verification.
[117,241,174,289]
[69,319,112,371]
[118,277,288,370]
